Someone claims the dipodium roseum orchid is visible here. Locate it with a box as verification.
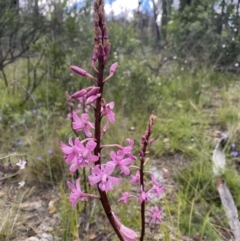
[61,138,99,169]
[61,0,163,240]
[88,162,121,191]
[68,178,99,208]
[115,138,136,160]
[140,186,152,204]
[118,192,137,204]
[148,206,163,225]
[149,174,164,198]
[72,112,94,137]
[109,150,135,175]
[130,170,140,184]
[101,101,115,123]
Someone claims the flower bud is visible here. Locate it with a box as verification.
[71,89,87,99]
[110,62,118,75]
[70,66,88,77]
[92,45,99,62]
[104,42,111,59]
[99,44,105,57]
[86,93,101,105]
[86,87,100,98]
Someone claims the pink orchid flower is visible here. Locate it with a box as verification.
[61,138,99,172]
[148,206,163,225]
[118,192,135,204]
[148,175,164,198]
[101,101,115,123]
[140,186,152,204]
[109,151,135,175]
[115,138,136,160]
[72,112,94,137]
[130,170,140,184]
[68,178,99,208]
[88,162,121,191]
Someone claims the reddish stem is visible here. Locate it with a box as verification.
[93,55,124,241]
[139,116,156,241]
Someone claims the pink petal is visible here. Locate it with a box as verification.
[72,112,83,130]
[87,121,95,129]
[61,142,73,154]
[126,138,134,147]
[81,113,89,123]
[76,178,81,191]
[84,125,92,137]
[110,151,117,160]
[103,120,109,133]
[120,225,138,241]
[74,138,84,150]
[107,111,115,123]
[68,137,73,146]
[99,182,112,191]
[67,181,76,192]
[104,162,116,175]
[119,166,130,175]
[121,158,134,166]
[86,94,101,105]
[88,174,102,186]
[88,153,99,163]
[69,162,80,173]
[86,140,97,151]
[65,153,76,163]
[92,165,102,175]
[113,214,138,241]
[108,176,121,185]
[108,102,114,109]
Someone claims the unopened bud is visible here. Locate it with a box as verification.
[71,89,87,99]
[104,42,111,58]
[141,136,147,144]
[86,93,101,105]
[86,87,100,98]
[92,46,99,62]
[110,62,118,75]
[99,44,105,57]
[70,66,88,77]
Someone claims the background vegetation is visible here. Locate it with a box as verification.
[1,0,240,240]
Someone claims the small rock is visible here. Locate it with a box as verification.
[162,168,171,179]
[48,198,59,215]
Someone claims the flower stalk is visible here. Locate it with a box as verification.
[90,1,124,240]
[139,114,157,241]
